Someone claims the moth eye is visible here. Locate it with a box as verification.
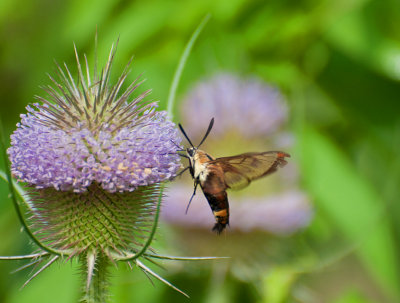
[187,148,195,157]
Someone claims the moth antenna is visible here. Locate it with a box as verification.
[197,117,214,148]
[178,123,195,148]
[185,182,199,214]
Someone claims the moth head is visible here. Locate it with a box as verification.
[187,147,197,158]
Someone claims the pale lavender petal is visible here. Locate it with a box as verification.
[181,73,288,139]
[8,106,181,193]
[162,184,312,235]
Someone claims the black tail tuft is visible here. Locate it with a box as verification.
[212,222,226,234]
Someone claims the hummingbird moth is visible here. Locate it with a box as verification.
[178,118,290,234]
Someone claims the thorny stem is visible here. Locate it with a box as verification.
[81,182,165,302]
[81,253,110,303]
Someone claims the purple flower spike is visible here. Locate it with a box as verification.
[181,73,287,139]
[8,49,181,193]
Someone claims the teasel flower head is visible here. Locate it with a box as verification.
[9,48,181,193]
[3,41,192,301]
[162,72,312,282]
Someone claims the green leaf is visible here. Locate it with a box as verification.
[263,266,298,303]
[332,289,377,303]
[7,262,79,303]
[298,127,400,300]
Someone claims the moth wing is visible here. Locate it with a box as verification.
[212,151,290,190]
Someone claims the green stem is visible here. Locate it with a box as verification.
[81,253,110,303]
[0,171,35,212]
[0,117,67,256]
[166,14,211,119]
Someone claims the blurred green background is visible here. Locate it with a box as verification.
[1,0,400,302]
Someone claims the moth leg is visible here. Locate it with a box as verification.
[170,139,184,151]
[174,166,190,179]
[185,181,199,214]
[177,153,189,159]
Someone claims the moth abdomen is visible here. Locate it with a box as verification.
[203,190,230,234]
[212,222,228,234]
[212,208,229,234]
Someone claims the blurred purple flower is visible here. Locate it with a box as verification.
[163,185,312,235]
[181,73,287,139]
